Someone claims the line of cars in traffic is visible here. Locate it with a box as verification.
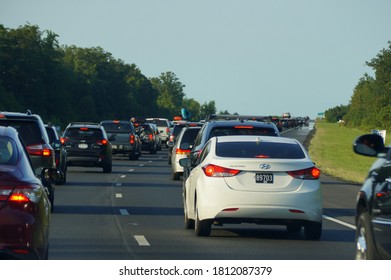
[1,110,389,260]
[169,114,390,259]
[0,111,170,259]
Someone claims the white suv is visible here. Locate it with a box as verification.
[146,118,171,143]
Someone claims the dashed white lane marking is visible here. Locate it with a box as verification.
[119,209,129,215]
[134,235,150,246]
[148,160,152,163]
[120,175,126,178]
[115,183,122,187]
[115,193,123,198]
[139,164,144,167]
[128,169,134,172]
[323,215,356,230]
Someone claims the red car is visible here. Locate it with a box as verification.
[0,126,51,259]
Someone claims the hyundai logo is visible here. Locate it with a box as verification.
[259,164,271,170]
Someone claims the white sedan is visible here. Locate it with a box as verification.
[180,135,323,239]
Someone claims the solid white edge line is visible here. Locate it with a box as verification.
[134,235,150,246]
[323,215,356,230]
[115,193,122,198]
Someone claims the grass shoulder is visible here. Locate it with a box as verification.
[308,120,379,184]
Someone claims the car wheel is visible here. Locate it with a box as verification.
[172,172,180,181]
[355,212,376,260]
[304,222,322,240]
[195,202,211,236]
[183,192,195,229]
[103,161,112,173]
[45,183,55,213]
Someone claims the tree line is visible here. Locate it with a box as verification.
[325,41,391,132]
[0,24,219,128]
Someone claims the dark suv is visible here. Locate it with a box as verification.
[183,114,280,179]
[353,133,391,259]
[100,120,141,160]
[0,111,57,209]
[45,124,67,184]
[61,122,112,173]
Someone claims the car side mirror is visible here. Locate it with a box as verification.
[179,158,190,168]
[353,134,387,157]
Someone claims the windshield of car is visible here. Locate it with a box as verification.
[148,119,168,127]
[216,141,306,159]
[210,126,278,137]
[101,123,131,133]
[64,128,104,140]
[0,137,18,165]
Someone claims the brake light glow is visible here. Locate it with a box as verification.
[149,134,153,141]
[202,164,241,177]
[0,185,42,204]
[175,148,191,155]
[26,144,53,157]
[129,134,135,145]
[234,125,253,129]
[287,167,320,180]
[60,137,67,145]
[80,127,89,131]
[96,139,108,145]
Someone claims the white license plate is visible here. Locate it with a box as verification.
[78,143,88,149]
[112,145,117,149]
[255,173,274,184]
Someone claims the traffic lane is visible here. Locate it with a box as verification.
[282,125,359,228]
[112,151,355,260]
[49,163,143,260]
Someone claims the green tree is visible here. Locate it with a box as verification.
[200,101,217,119]
[151,71,185,118]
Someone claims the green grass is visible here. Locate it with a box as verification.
[308,120,379,184]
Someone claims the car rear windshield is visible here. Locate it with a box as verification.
[180,128,201,145]
[101,123,132,133]
[0,120,44,146]
[210,126,278,137]
[216,141,306,159]
[0,137,18,165]
[64,128,104,140]
[148,119,168,126]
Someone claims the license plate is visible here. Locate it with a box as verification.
[255,173,274,183]
[112,145,117,149]
[78,143,88,149]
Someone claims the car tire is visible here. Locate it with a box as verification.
[195,202,211,236]
[183,195,195,229]
[103,161,112,173]
[304,222,322,240]
[172,172,180,181]
[355,212,376,260]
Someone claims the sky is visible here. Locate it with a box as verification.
[1,0,391,119]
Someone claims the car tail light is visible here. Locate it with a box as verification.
[166,127,170,133]
[287,167,320,180]
[149,133,154,141]
[96,139,109,146]
[26,144,53,157]
[80,127,89,131]
[60,137,68,145]
[234,125,253,129]
[0,185,43,206]
[175,148,191,155]
[169,134,175,142]
[129,134,135,145]
[202,164,241,177]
